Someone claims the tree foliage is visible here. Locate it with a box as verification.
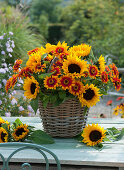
[60,0,124,67]
[29,0,63,40]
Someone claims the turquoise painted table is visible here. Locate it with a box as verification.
[0,117,124,170]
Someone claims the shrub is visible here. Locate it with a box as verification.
[0,4,44,65]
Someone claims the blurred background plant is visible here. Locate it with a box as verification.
[60,0,124,68]
[0,1,44,65]
[0,58,35,117]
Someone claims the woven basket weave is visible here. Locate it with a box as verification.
[39,98,89,138]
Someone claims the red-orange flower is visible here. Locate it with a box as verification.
[51,67,61,76]
[44,76,59,89]
[101,71,108,83]
[116,97,124,101]
[13,59,23,72]
[60,53,69,60]
[54,41,69,56]
[109,63,119,77]
[34,63,46,73]
[88,65,99,78]
[27,47,41,56]
[5,74,18,92]
[5,79,12,92]
[59,75,73,90]
[105,65,112,77]
[69,81,84,96]
[11,74,18,88]
[53,60,63,68]
[56,47,64,54]
[18,67,33,78]
[112,77,121,91]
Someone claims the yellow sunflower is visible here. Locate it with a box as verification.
[69,44,91,58]
[82,124,106,146]
[0,117,10,128]
[113,105,120,116]
[62,54,88,78]
[23,76,40,99]
[0,127,8,143]
[120,103,124,114]
[98,55,106,73]
[26,51,46,72]
[12,124,29,141]
[78,84,101,108]
[41,43,56,55]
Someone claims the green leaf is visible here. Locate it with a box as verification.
[14,118,22,126]
[52,97,65,107]
[107,127,120,135]
[1,123,9,131]
[93,143,103,150]
[38,72,53,79]
[74,133,83,141]
[30,98,38,114]
[103,137,111,142]
[106,128,124,141]
[49,94,57,104]
[114,128,124,141]
[28,130,54,144]
[42,95,49,108]
[58,91,66,100]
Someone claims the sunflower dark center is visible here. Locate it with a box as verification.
[68,64,81,73]
[83,88,95,100]
[1,132,7,142]
[15,128,26,137]
[89,130,102,142]
[30,83,36,94]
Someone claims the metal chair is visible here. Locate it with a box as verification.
[0,142,61,170]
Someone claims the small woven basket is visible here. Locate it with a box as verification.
[39,98,89,138]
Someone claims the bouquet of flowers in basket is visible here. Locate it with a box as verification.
[5,41,121,112]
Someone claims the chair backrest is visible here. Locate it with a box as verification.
[0,142,61,170]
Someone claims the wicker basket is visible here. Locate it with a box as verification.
[38,98,89,138]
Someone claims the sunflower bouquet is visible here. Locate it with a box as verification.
[5,41,121,113]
